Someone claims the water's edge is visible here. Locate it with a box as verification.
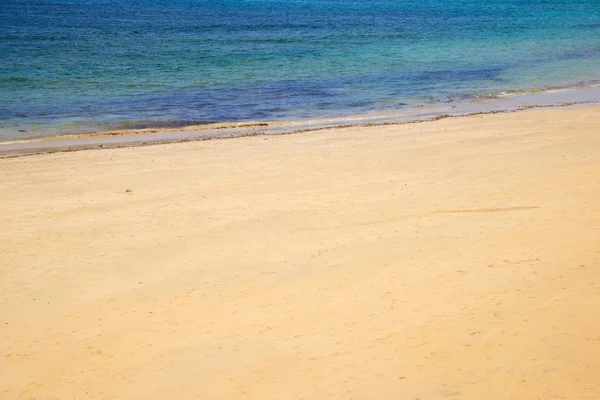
[2,84,599,158]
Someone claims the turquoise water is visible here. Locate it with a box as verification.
[1,0,600,139]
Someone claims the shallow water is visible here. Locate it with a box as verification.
[2,0,600,139]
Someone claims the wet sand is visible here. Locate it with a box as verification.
[1,107,600,399]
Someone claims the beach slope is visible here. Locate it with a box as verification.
[1,107,600,399]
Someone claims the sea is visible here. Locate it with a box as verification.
[1,0,600,140]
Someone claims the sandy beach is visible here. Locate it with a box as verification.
[1,106,599,399]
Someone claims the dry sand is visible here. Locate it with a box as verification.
[1,107,599,399]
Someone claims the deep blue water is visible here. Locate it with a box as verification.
[1,0,600,138]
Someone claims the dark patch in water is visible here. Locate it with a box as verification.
[577,22,600,29]
[416,67,505,83]
[550,48,600,62]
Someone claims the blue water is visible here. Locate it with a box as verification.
[2,0,600,139]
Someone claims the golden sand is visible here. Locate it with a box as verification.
[1,107,599,399]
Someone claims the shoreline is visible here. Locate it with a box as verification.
[2,83,600,158]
